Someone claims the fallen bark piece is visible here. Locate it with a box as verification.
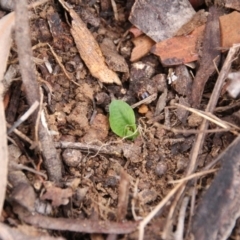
[58,0,121,85]
[191,6,221,108]
[151,25,205,66]
[151,11,240,66]
[0,11,15,217]
[129,0,195,42]
[130,35,155,62]
[15,0,62,182]
[192,135,240,240]
[16,207,138,234]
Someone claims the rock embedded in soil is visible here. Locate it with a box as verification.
[62,149,82,167]
[155,162,167,177]
[129,0,195,42]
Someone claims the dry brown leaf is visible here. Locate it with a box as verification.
[151,11,240,66]
[58,0,121,85]
[0,12,15,216]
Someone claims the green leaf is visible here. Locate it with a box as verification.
[109,100,138,140]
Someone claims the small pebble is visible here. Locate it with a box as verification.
[62,149,82,167]
[155,162,167,177]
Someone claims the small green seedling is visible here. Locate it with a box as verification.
[109,100,138,140]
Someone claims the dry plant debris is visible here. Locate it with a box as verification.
[58,0,121,85]
[1,0,240,239]
[0,11,15,217]
[151,11,240,66]
[191,6,221,108]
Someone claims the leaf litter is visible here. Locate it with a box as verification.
[1,0,240,239]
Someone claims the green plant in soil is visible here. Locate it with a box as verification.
[109,100,138,140]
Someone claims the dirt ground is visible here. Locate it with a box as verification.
[2,0,240,239]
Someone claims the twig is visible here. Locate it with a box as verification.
[0,222,64,240]
[187,44,240,175]
[0,86,8,216]
[138,167,217,240]
[154,122,231,134]
[175,197,190,240]
[9,161,47,179]
[7,123,34,146]
[14,0,62,182]
[7,101,39,134]
[16,208,138,234]
[215,100,240,112]
[47,43,81,87]
[168,169,217,184]
[110,0,119,21]
[0,11,15,217]
[131,93,157,109]
[138,182,184,240]
[174,103,240,132]
[161,186,185,239]
[55,141,122,157]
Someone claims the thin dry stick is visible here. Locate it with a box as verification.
[7,123,34,146]
[168,169,217,184]
[138,168,217,240]
[0,88,8,216]
[153,122,231,134]
[110,0,119,21]
[7,100,39,134]
[174,103,238,131]
[138,182,184,240]
[180,46,240,237]
[215,100,240,112]
[47,43,81,87]
[9,162,47,179]
[168,49,240,234]
[187,44,240,175]
[131,93,157,109]
[14,0,62,182]
[161,186,185,239]
[55,141,122,157]
[175,197,190,240]
[34,87,44,147]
